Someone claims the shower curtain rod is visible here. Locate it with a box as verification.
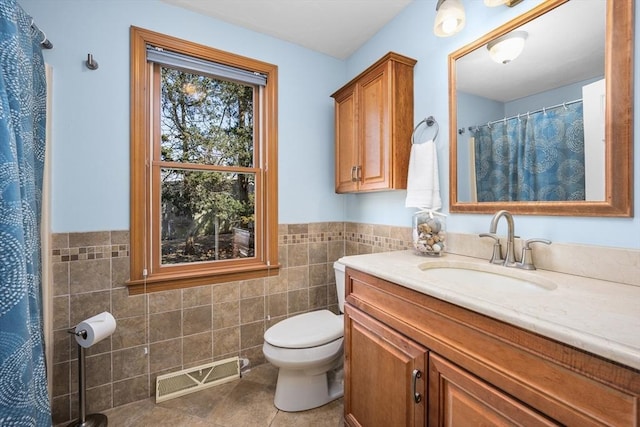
[468,98,582,132]
[30,21,52,49]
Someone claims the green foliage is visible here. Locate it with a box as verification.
[159,67,255,243]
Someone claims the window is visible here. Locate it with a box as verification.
[129,27,278,293]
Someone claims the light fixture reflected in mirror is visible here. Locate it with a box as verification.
[434,0,465,37]
[486,31,528,64]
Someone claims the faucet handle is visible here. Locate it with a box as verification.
[518,238,551,270]
[479,233,499,242]
[523,238,552,249]
[479,233,503,264]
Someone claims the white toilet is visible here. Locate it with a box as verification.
[262,261,346,412]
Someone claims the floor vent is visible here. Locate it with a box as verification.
[155,356,240,403]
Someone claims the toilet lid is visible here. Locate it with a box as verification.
[264,310,343,349]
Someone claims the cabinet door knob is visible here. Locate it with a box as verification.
[412,369,422,403]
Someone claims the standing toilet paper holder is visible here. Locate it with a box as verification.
[67,327,108,427]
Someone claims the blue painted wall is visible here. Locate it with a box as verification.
[456,91,503,202]
[19,0,346,232]
[344,0,640,249]
[19,0,640,249]
[505,76,602,116]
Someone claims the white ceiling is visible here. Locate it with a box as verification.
[160,0,605,102]
[456,0,605,102]
[160,0,415,59]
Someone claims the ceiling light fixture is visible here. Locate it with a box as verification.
[433,0,466,37]
[486,31,528,64]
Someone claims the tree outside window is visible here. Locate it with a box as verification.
[158,69,256,264]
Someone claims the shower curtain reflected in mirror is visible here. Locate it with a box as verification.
[473,102,585,202]
[0,0,51,424]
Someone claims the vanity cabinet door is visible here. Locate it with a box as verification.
[429,354,559,427]
[344,305,427,427]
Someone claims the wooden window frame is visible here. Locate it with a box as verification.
[129,26,279,294]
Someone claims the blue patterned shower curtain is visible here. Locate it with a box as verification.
[474,102,585,202]
[0,1,51,425]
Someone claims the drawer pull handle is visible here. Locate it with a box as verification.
[412,369,422,403]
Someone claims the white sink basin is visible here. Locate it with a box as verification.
[418,260,557,292]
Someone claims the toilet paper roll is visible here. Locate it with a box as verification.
[74,311,116,348]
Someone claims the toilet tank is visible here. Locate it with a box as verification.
[333,261,346,313]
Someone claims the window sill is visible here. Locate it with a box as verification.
[127,263,280,295]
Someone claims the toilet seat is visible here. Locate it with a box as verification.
[264,310,343,349]
[263,337,343,371]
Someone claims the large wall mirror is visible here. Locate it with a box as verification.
[449,0,633,216]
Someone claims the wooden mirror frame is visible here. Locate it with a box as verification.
[449,0,633,216]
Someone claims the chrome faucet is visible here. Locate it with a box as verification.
[488,210,517,267]
[480,210,552,270]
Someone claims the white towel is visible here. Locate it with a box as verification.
[405,139,442,209]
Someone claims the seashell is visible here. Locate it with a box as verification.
[426,219,441,233]
[418,223,432,234]
[432,243,442,252]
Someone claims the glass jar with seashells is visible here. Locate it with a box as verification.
[412,210,446,256]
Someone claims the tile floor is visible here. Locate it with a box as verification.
[98,363,344,426]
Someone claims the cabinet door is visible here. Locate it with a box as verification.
[345,306,427,427]
[357,61,390,192]
[428,354,560,427]
[334,87,358,193]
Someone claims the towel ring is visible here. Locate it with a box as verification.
[411,116,439,144]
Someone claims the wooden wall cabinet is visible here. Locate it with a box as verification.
[331,52,416,193]
[344,267,640,427]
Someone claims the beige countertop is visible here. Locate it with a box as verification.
[339,250,640,371]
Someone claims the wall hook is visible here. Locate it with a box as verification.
[86,54,99,70]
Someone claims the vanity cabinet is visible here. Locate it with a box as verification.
[331,52,416,193]
[344,267,640,427]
